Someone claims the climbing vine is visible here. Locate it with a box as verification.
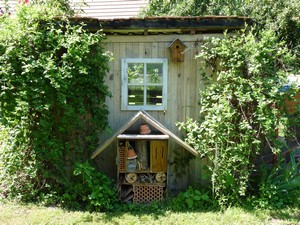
[0,4,112,205]
[178,29,300,206]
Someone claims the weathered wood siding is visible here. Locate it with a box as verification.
[0,0,147,19]
[0,0,17,14]
[71,0,147,19]
[96,33,223,192]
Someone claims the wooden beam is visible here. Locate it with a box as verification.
[117,134,169,140]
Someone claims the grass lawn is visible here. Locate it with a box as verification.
[0,201,299,225]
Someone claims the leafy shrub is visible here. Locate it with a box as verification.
[178,29,300,207]
[251,153,300,209]
[61,161,118,211]
[171,186,216,210]
[0,3,111,204]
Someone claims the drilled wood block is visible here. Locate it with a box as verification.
[119,147,126,171]
[132,183,165,203]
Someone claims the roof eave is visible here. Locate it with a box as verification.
[64,16,254,34]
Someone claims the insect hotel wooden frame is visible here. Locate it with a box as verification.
[91,110,199,203]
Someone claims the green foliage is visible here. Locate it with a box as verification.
[0,3,111,206]
[62,161,118,211]
[1,0,74,16]
[170,148,194,177]
[178,29,300,207]
[251,153,300,209]
[247,0,300,55]
[140,0,246,17]
[171,186,216,210]
[141,0,300,57]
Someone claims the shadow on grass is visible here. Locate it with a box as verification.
[237,203,300,223]
[57,193,300,224]
[268,208,300,221]
[99,200,220,224]
[38,194,300,224]
[99,200,300,224]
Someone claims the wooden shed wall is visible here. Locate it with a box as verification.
[103,34,209,131]
[0,0,147,19]
[96,34,223,192]
[71,0,147,19]
[0,0,17,13]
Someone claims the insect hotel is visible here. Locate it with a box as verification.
[87,16,253,203]
[92,110,199,203]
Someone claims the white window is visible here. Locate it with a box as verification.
[121,58,168,111]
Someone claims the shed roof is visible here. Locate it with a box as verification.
[91,110,199,159]
[67,16,254,34]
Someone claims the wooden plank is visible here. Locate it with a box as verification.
[157,42,167,124]
[151,42,159,58]
[112,42,121,127]
[184,42,192,119]
[74,2,146,7]
[177,62,184,125]
[71,0,147,19]
[150,140,168,172]
[144,42,152,59]
[117,42,126,124]
[189,41,198,119]
[138,42,145,58]
[125,42,133,58]
[72,0,147,3]
[104,42,115,126]
[117,134,169,140]
[132,40,139,58]
[0,0,17,14]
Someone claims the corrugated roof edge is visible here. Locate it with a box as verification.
[67,15,253,20]
[57,16,254,34]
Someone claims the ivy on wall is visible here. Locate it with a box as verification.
[0,4,113,206]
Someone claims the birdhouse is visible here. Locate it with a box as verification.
[168,38,187,62]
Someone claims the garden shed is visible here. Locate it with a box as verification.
[80,16,253,199]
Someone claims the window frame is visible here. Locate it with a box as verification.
[121,58,168,111]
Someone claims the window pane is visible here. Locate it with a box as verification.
[146,63,163,84]
[146,86,163,106]
[128,86,144,105]
[128,63,144,84]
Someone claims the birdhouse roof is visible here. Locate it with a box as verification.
[91,110,199,159]
[168,38,187,48]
